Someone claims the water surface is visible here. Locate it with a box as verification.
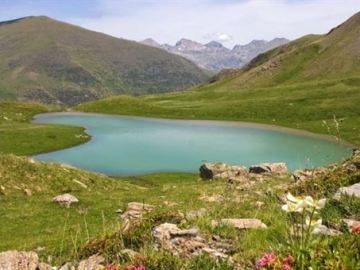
[33,113,352,175]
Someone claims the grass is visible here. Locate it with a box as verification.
[1,153,359,269]
[77,77,360,146]
[0,102,89,155]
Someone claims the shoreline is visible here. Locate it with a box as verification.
[33,111,355,148]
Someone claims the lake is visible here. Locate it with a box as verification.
[33,113,352,175]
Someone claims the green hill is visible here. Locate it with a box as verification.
[77,12,360,146]
[0,16,209,105]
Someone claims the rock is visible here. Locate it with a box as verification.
[342,219,360,231]
[292,168,327,182]
[186,208,207,220]
[119,249,141,260]
[313,225,342,236]
[59,262,75,270]
[38,262,53,270]
[24,188,32,196]
[212,219,267,229]
[353,148,360,157]
[199,194,224,203]
[120,202,155,222]
[72,179,88,189]
[249,162,287,176]
[0,251,39,270]
[334,183,360,200]
[77,255,105,270]
[199,163,247,180]
[153,223,228,259]
[52,193,79,208]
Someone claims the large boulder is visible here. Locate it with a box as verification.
[52,193,79,208]
[0,251,39,270]
[334,183,360,200]
[249,162,288,176]
[199,163,247,180]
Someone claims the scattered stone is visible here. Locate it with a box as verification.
[38,262,53,270]
[334,183,360,200]
[119,249,141,260]
[249,162,288,176]
[58,262,75,270]
[0,251,39,270]
[342,219,360,231]
[212,219,267,229]
[292,168,327,182]
[163,200,178,207]
[199,194,224,203]
[52,193,79,208]
[120,202,155,221]
[254,201,265,208]
[24,188,32,196]
[153,223,228,259]
[186,208,207,220]
[313,225,342,236]
[199,163,247,180]
[72,179,88,189]
[77,255,105,270]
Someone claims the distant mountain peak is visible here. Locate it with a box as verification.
[175,38,205,51]
[205,41,226,48]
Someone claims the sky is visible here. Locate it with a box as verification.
[1,0,360,48]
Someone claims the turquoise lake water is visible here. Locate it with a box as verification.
[33,113,352,176]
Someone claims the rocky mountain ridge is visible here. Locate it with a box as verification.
[141,37,289,71]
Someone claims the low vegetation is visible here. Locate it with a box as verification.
[77,77,360,146]
[0,102,89,155]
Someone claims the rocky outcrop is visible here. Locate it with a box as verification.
[52,193,79,208]
[334,183,360,200]
[120,202,155,221]
[152,223,229,259]
[199,163,247,180]
[212,219,267,230]
[200,162,288,184]
[292,168,327,182]
[0,251,39,270]
[249,162,288,176]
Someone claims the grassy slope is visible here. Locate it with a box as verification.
[0,102,89,155]
[0,16,208,105]
[1,153,359,268]
[77,13,360,146]
[77,77,360,146]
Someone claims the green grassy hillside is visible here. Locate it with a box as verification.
[0,16,209,105]
[77,13,360,146]
[0,102,89,155]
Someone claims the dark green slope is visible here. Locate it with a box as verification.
[0,16,209,105]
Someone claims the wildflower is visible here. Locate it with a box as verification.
[351,224,360,234]
[105,264,119,270]
[125,265,146,270]
[281,193,326,213]
[255,253,277,270]
[282,255,294,270]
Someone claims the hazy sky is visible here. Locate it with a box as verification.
[1,0,360,48]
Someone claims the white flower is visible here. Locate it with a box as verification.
[281,193,326,213]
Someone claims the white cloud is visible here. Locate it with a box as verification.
[67,0,360,47]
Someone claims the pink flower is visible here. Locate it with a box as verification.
[282,255,294,270]
[255,253,277,270]
[125,265,146,270]
[352,224,360,234]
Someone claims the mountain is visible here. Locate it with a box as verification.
[0,16,209,105]
[80,12,360,146]
[140,37,289,72]
[216,12,360,88]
